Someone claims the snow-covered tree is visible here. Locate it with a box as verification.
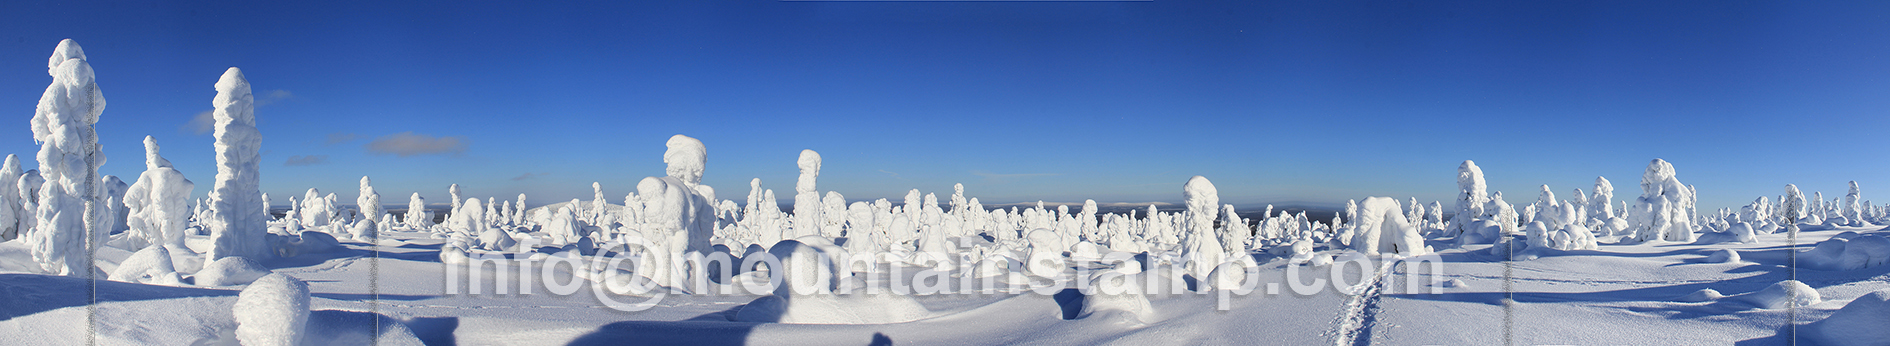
[28,39,108,276]
[1629,159,1697,243]
[1589,177,1615,221]
[124,136,194,248]
[1180,176,1225,279]
[1352,197,1429,256]
[1449,160,1489,237]
[630,134,719,288]
[1842,181,1865,226]
[456,197,486,239]
[102,176,128,235]
[513,194,527,226]
[298,188,332,228]
[206,67,270,261]
[357,176,381,227]
[448,183,462,219]
[589,182,606,225]
[1782,184,1806,237]
[0,155,22,241]
[792,149,822,239]
[405,192,432,230]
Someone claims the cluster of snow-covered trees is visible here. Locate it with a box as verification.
[13,39,1890,293]
[0,40,316,286]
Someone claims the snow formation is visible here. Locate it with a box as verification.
[207,67,271,261]
[234,273,311,346]
[28,39,108,277]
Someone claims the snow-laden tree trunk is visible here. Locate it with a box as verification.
[207,67,270,261]
[29,39,107,276]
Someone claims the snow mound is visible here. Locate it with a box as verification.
[302,310,425,346]
[440,244,470,265]
[108,245,181,285]
[733,293,930,324]
[234,273,311,346]
[1733,280,1820,309]
[294,231,344,255]
[1706,249,1742,263]
[1801,234,1890,271]
[1081,271,1157,323]
[347,219,377,242]
[1677,288,1724,302]
[478,227,516,252]
[1808,289,1890,346]
[1435,279,1468,289]
[196,256,273,286]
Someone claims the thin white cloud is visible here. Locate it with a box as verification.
[182,89,294,135]
[284,155,328,166]
[256,90,293,106]
[511,172,548,181]
[325,132,359,145]
[971,170,1061,182]
[182,110,214,135]
[365,132,468,157]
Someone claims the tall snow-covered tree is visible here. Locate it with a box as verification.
[1842,181,1864,226]
[1180,175,1224,279]
[207,67,270,261]
[357,176,382,227]
[448,184,462,218]
[1782,184,1806,238]
[513,193,527,226]
[405,192,432,229]
[792,149,822,239]
[0,155,22,241]
[28,39,107,276]
[1449,160,1488,237]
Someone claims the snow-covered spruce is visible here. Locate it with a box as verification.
[404,192,432,230]
[1448,160,1488,238]
[356,176,381,230]
[1629,159,1697,243]
[0,155,22,241]
[123,136,194,249]
[207,67,271,261]
[28,39,108,277]
[1180,176,1226,280]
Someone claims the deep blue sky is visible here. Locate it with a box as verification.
[0,1,1885,212]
